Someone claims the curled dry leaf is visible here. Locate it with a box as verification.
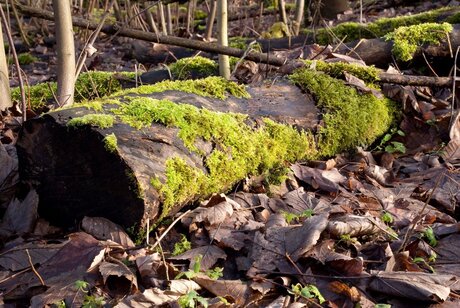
[81,216,135,248]
[115,288,180,307]
[327,215,386,238]
[0,143,19,207]
[99,260,138,290]
[169,279,201,294]
[0,189,38,236]
[315,240,364,276]
[291,164,345,193]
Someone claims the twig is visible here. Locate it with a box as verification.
[0,2,26,121]
[149,210,191,250]
[26,249,45,286]
[155,233,170,282]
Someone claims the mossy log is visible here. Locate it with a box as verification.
[16,73,395,230]
[16,79,320,229]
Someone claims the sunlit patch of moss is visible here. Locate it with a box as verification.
[290,68,396,156]
[169,56,218,79]
[384,22,453,61]
[195,9,207,20]
[304,6,458,44]
[9,53,38,65]
[11,71,131,111]
[103,133,118,153]
[262,22,290,39]
[119,97,317,218]
[67,113,115,129]
[303,60,380,84]
[117,76,250,100]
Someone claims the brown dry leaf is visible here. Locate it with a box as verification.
[192,195,238,226]
[81,216,135,248]
[0,241,62,271]
[328,53,367,65]
[385,251,424,272]
[233,60,261,84]
[136,253,174,288]
[99,260,138,289]
[369,271,455,302]
[441,109,460,162]
[432,234,460,283]
[0,143,18,207]
[382,85,419,113]
[315,240,364,276]
[2,232,105,306]
[193,273,254,306]
[169,279,201,293]
[328,281,361,302]
[169,245,226,271]
[286,214,329,261]
[327,215,386,238]
[115,288,180,307]
[282,187,334,215]
[0,189,38,236]
[344,72,383,98]
[291,164,345,193]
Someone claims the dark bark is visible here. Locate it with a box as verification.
[16,82,318,229]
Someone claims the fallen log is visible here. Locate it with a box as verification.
[16,72,396,230]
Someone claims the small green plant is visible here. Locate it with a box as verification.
[413,257,436,273]
[288,283,325,304]
[338,234,359,245]
[422,227,437,247]
[205,267,224,280]
[74,280,105,308]
[178,290,208,308]
[54,300,66,308]
[373,127,406,153]
[282,209,314,224]
[173,234,192,256]
[381,212,394,224]
[176,255,203,279]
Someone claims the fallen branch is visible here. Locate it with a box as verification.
[11,3,460,88]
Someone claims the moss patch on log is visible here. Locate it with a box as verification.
[117,76,250,100]
[384,22,453,61]
[303,60,380,84]
[305,6,459,44]
[103,133,118,153]
[290,68,396,157]
[67,113,115,129]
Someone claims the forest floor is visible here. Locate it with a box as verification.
[1,0,460,307]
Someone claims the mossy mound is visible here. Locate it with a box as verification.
[303,60,380,84]
[305,6,459,44]
[290,68,397,157]
[384,22,453,61]
[11,71,135,111]
[169,56,218,80]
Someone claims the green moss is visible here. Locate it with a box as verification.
[9,53,38,65]
[67,114,115,129]
[303,60,380,84]
[117,76,250,100]
[195,9,207,20]
[306,6,458,44]
[11,71,131,111]
[169,56,218,79]
[290,68,396,156]
[103,133,118,153]
[384,22,453,61]
[116,96,316,218]
[262,22,290,39]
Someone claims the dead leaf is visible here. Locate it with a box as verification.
[0,143,19,207]
[81,216,134,248]
[344,72,383,98]
[169,245,226,271]
[327,215,386,238]
[369,271,455,302]
[99,260,138,290]
[115,288,180,307]
[0,189,38,236]
[169,279,201,294]
[315,240,364,276]
[291,164,344,193]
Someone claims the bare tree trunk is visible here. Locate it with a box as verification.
[0,19,12,111]
[293,0,304,35]
[158,2,167,35]
[278,0,288,26]
[217,0,230,79]
[53,0,75,107]
[144,3,160,36]
[204,0,217,41]
[166,3,173,35]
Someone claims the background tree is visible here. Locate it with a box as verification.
[53,0,75,107]
[0,17,12,111]
[217,0,230,79]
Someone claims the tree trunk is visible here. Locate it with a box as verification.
[53,0,75,107]
[293,0,304,36]
[0,18,12,111]
[217,0,230,79]
[204,0,217,41]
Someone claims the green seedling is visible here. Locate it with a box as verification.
[173,234,192,256]
[422,227,437,247]
[381,212,394,224]
[288,283,325,304]
[373,127,406,154]
[178,290,208,308]
[282,209,314,224]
